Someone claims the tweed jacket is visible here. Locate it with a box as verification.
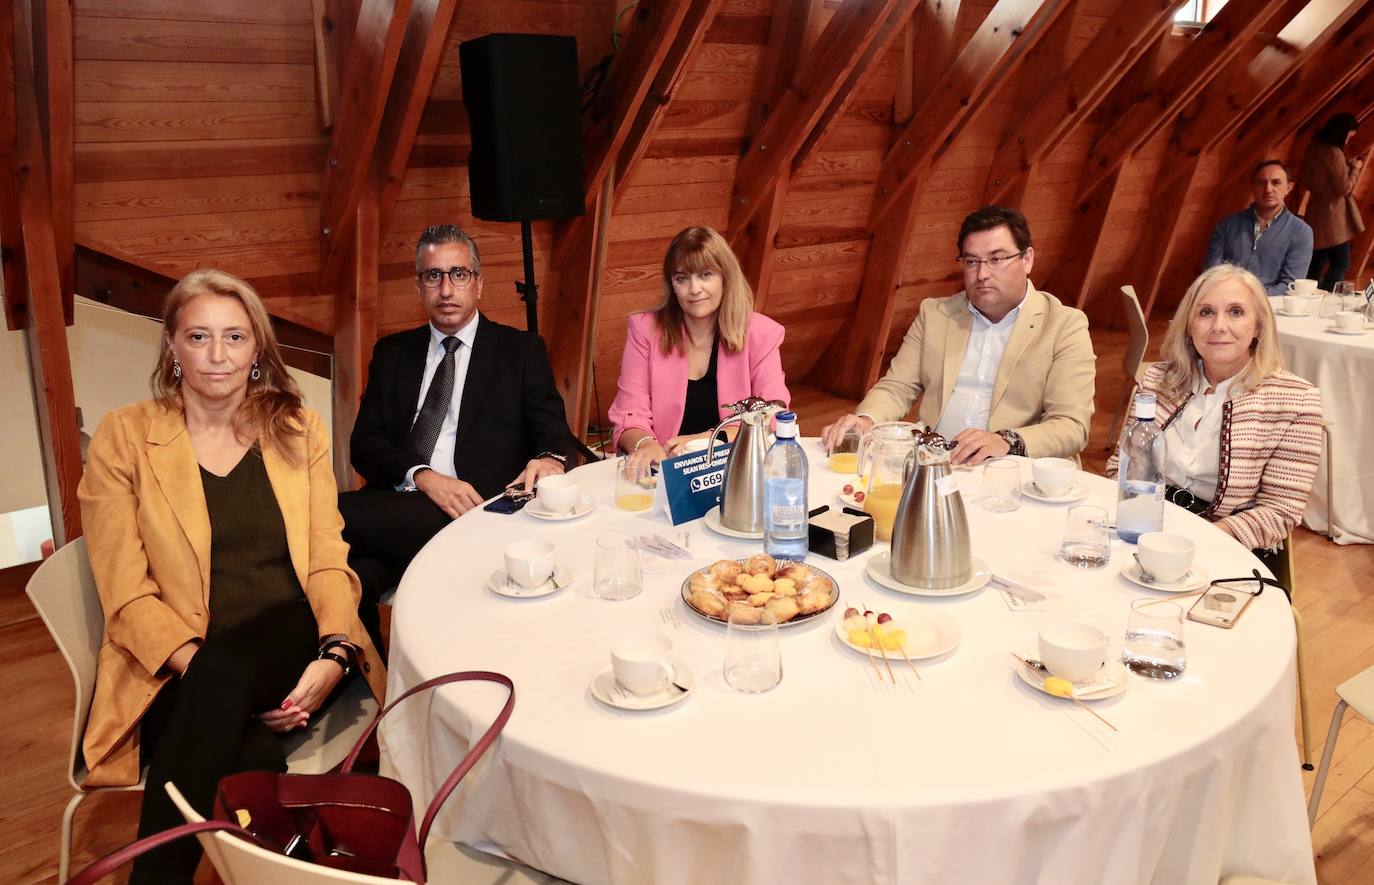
[1106,363,1323,550]
[1298,141,1365,249]
[608,311,790,450]
[856,284,1096,459]
[78,401,386,787]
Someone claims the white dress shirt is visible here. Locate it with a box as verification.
[399,314,480,490]
[1162,366,1236,503]
[932,285,1027,440]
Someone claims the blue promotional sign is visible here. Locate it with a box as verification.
[659,445,730,525]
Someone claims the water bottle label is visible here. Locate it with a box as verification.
[770,503,806,525]
[936,475,959,497]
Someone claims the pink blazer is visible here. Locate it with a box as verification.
[609,311,790,449]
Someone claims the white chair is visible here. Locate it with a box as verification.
[1105,285,1151,451]
[26,538,380,882]
[1307,665,1374,825]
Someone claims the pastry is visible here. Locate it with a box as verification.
[765,595,800,623]
[776,563,809,582]
[689,572,720,593]
[771,577,798,597]
[797,590,830,614]
[744,553,777,577]
[688,589,726,617]
[710,560,743,583]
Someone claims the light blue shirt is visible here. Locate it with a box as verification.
[399,314,480,490]
[1204,205,1313,297]
[933,284,1028,440]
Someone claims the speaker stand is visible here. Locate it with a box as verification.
[515,219,539,336]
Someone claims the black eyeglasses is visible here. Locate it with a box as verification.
[956,250,1026,272]
[418,267,479,289]
[1208,569,1286,602]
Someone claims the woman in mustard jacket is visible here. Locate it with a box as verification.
[78,269,385,884]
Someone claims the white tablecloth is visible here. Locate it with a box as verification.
[381,444,1314,885]
[1276,312,1374,543]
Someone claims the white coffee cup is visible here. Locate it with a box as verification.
[1287,278,1318,298]
[611,633,674,696]
[1136,531,1195,583]
[1031,457,1077,497]
[683,438,711,453]
[1038,623,1108,684]
[504,538,555,589]
[1282,294,1301,315]
[1336,310,1365,331]
[536,474,579,513]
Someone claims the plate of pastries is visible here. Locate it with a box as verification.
[680,553,839,626]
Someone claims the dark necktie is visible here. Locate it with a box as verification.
[409,336,460,465]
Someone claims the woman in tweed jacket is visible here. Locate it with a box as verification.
[1108,265,1322,554]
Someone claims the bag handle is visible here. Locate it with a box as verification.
[342,670,516,878]
[66,820,278,885]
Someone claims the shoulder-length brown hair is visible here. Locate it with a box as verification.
[1156,264,1282,403]
[652,226,754,355]
[152,269,306,458]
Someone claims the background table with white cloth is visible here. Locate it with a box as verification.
[381,443,1314,885]
[1275,311,1374,544]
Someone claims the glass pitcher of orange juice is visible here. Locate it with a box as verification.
[857,422,919,541]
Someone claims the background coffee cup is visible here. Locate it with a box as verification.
[1136,531,1195,583]
[1336,310,1365,331]
[504,538,555,588]
[1038,622,1108,683]
[1287,278,1318,298]
[611,633,674,696]
[536,474,579,513]
[1031,457,1077,497]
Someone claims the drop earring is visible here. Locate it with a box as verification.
[172,358,181,381]
[250,361,262,381]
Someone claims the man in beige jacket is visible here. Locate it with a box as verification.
[822,206,1096,465]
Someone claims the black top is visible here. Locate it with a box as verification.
[679,337,721,436]
[200,447,305,637]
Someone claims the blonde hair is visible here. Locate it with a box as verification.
[653,226,754,355]
[152,269,306,459]
[1156,264,1282,403]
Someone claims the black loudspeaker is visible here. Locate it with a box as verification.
[459,34,585,222]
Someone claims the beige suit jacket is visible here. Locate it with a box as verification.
[856,285,1096,459]
[77,400,386,787]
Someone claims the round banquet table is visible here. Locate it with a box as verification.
[1275,309,1374,543]
[380,442,1315,885]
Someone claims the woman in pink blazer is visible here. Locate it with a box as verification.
[610,226,790,476]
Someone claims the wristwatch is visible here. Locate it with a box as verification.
[317,634,355,676]
[996,429,1026,457]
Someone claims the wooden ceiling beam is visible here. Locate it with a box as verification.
[28,0,73,315]
[548,0,724,436]
[1,0,22,331]
[733,0,826,309]
[317,0,413,293]
[6,0,82,544]
[821,0,1070,400]
[726,0,906,240]
[868,0,1072,230]
[1077,0,1292,201]
[982,0,1185,206]
[1153,0,1373,193]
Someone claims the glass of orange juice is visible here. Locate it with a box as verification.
[827,426,862,474]
[615,455,657,511]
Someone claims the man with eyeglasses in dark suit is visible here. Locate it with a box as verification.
[338,224,583,649]
[820,205,1097,466]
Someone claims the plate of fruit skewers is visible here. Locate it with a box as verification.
[837,478,869,509]
[834,605,960,661]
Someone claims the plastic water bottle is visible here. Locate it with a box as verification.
[1116,392,1166,543]
[763,411,809,561]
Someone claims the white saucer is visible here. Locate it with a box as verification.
[834,610,960,660]
[590,661,694,711]
[487,566,569,599]
[1120,560,1207,593]
[525,496,596,521]
[1015,657,1127,701]
[1274,308,1313,318]
[865,553,992,597]
[1325,324,1369,335]
[703,505,764,540]
[1021,481,1089,504]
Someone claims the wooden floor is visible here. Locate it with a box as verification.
[2,323,1372,884]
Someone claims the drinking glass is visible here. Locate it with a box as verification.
[593,534,643,601]
[1058,505,1111,568]
[978,457,1022,512]
[828,426,862,474]
[1122,598,1186,679]
[724,609,782,692]
[1319,290,1341,318]
[1334,281,1361,312]
[615,455,657,511]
